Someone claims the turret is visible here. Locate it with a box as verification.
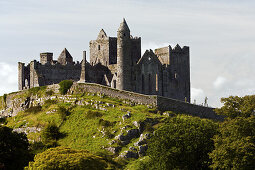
[40,52,53,65]
[116,18,132,91]
[78,51,87,83]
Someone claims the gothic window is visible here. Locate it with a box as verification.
[149,74,152,94]
[98,45,100,50]
[142,74,145,93]
[156,74,158,92]
[113,80,116,88]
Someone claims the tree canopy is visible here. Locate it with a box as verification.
[0,125,30,170]
[210,95,255,169]
[147,115,218,169]
[27,147,111,170]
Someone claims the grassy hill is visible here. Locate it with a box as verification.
[0,84,171,165]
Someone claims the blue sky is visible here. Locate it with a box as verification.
[1,0,255,107]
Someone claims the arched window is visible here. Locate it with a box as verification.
[149,74,152,94]
[142,74,145,93]
[98,45,100,50]
[156,73,158,92]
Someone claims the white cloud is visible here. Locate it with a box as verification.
[213,76,227,89]
[0,63,18,95]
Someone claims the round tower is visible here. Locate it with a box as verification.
[116,18,132,91]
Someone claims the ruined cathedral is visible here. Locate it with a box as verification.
[18,19,190,102]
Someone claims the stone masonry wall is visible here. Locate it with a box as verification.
[71,83,224,120]
[70,83,157,106]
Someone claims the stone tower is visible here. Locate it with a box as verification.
[78,51,87,83]
[116,19,132,91]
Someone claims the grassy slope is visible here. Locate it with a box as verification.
[3,87,165,155]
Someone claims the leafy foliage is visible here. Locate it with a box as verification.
[147,115,218,169]
[210,116,255,169]
[27,147,110,170]
[124,156,152,170]
[216,95,255,118]
[85,110,102,119]
[57,106,70,121]
[25,105,42,114]
[210,95,255,169]
[0,125,30,170]
[41,124,64,146]
[3,93,7,104]
[59,80,73,95]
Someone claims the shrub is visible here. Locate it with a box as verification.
[44,99,57,108]
[0,125,31,170]
[41,124,63,147]
[125,156,152,170]
[57,106,70,121]
[0,117,6,124]
[59,80,73,95]
[86,110,102,119]
[27,147,110,170]
[98,119,113,127]
[45,90,54,96]
[28,86,47,96]
[3,94,7,104]
[25,106,42,114]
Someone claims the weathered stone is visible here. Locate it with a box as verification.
[119,151,139,159]
[122,111,131,121]
[138,144,148,157]
[105,147,121,154]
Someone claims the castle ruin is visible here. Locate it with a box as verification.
[18,19,190,102]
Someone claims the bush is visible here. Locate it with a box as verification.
[147,115,218,169]
[0,125,31,170]
[25,106,42,114]
[125,156,152,170]
[41,124,63,146]
[27,147,110,170]
[28,86,47,96]
[0,117,6,124]
[98,119,113,127]
[86,110,102,119]
[59,80,73,95]
[3,94,7,104]
[45,90,54,96]
[44,99,57,108]
[57,106,70,121]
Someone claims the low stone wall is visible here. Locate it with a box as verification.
[156,96,224,120]
[72,83,224,121]
[70,83,157,106]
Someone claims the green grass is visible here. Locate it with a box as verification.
[4,90,166,157]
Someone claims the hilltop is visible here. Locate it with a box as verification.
[0,82,223,169]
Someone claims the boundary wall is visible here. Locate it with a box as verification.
[71,83,224,120]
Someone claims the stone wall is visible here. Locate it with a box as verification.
[29,61,81,88]
[70,83,157,106]
[156,96,224,120]
[71,83,224,120]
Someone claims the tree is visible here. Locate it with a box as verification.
[0,125,30,170]
[27,147,111,170]
[210,95,255,169]
[215,95,255,119]
[59,80,73,95]
[147,115,218,169]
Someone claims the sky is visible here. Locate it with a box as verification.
[0,0,255,107]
